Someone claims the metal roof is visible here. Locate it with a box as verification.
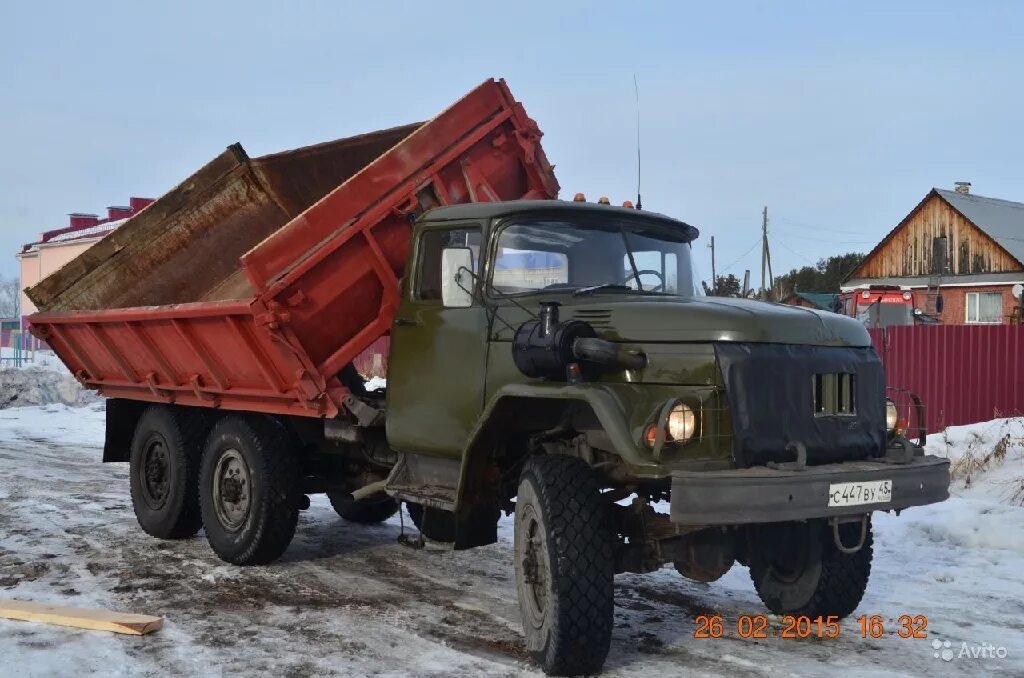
[841,271,1024,290]
[787,292,838,310]
[45,218,125,243]
[934,188,1024,265]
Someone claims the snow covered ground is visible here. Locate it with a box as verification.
[0,405,1022,676]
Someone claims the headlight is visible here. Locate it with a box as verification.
[667,403,696,441]
[885,399,898,432]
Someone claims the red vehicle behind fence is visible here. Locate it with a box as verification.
[840,285,916,328]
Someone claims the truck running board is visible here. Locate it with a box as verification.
[384,453,459,512]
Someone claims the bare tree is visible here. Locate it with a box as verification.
[0,276,20,319]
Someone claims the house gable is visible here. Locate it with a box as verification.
[847,190,1024,281]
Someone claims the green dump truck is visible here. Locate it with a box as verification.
[30,80,949,676]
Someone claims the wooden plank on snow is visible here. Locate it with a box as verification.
[0,600,162,635]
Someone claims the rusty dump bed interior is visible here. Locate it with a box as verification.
[27,124,421,312]
[28,79,559,419]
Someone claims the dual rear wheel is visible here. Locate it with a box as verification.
[128,407,300,565]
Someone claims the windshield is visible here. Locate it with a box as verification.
[491,218,698,296]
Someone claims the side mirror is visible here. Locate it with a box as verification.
[441,247,474,308]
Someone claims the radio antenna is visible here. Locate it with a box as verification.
[633,73,642,210]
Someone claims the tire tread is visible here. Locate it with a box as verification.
[750,519,873,618]
[520,454,613,676]
[201,415,299,565]
[129,405,206,539]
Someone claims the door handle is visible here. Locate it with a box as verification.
[394,317,418,327]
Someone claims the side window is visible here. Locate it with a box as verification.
[417,227,481,301]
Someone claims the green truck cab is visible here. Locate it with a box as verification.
[379,199,949,674]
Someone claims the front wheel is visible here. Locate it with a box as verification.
[199,415,300,565]
[514,455,614,676]
[748,518,873,618]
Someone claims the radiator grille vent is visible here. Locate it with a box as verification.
[569,309,613,328]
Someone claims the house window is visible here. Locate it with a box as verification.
[965,292,1003,324]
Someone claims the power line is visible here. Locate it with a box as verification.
[773,236,817,265]
[718,237,762,273]
[770,228,875,245]
[774,216,867,236]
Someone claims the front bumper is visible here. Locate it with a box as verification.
[670,454,950,525]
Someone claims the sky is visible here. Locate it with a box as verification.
[2,0,1023,288]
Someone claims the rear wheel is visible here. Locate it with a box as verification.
[327,492,398,524]
[200,415,300,565]
[514,455,614,676]
[748,518,873,618]
[129,406,206,539]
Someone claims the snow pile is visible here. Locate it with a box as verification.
[0,366,99,408]
[926,417,1024,504]
[363,376,386,392]
[0,350,100,408]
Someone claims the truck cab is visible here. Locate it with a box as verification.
[382,199,949,673]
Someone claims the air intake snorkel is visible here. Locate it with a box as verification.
[512,301,647,381]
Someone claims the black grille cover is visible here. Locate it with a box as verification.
[715,343,886,467]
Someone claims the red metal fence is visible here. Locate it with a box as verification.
[869,325,1024,432]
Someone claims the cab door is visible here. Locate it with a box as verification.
[385,224,487,459]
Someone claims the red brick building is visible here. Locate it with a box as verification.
[17,197,154,328]
[843,183,1024,324]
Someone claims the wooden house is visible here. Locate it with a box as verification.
[843,183,1024,324]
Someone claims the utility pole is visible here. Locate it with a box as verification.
[760,206,774,300]
[708,236,716,295]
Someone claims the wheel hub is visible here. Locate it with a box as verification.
[139,435,171,509]
[518,507,550,628]
[213,449,251,531]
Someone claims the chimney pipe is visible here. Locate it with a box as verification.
[129,196,155,213]
[954,181,971,195]
[107,206,132,221]
[68,213,100,229]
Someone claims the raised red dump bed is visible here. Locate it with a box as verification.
[28,79,559,418]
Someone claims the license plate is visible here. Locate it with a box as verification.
[828,480,892,507]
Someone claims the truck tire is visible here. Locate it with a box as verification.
[327,492,398,524]
[514,455,614,676]
[748,518,873,619]
[199,415,300,565]
[128,405,205,539]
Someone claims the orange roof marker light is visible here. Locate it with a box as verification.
[621,200,634,209]
[573,192,587,202]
